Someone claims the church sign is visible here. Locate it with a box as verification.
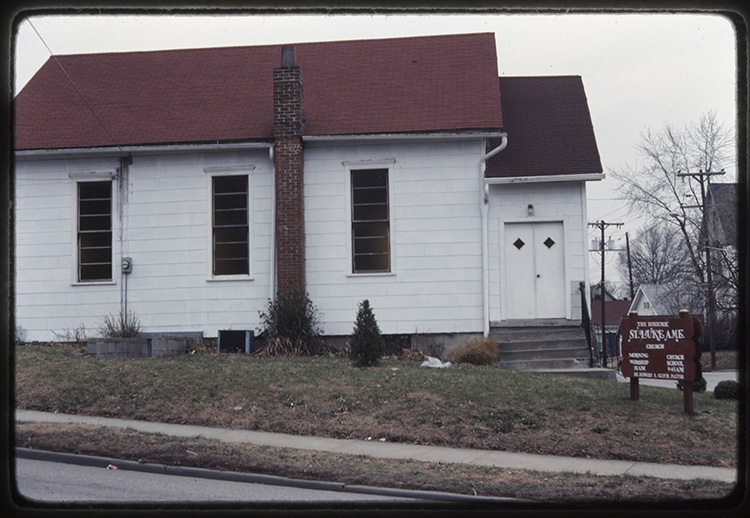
[619,310,702,414]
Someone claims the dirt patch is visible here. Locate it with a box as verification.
[14,422,737,503]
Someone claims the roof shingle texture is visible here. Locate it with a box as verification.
[487,75,603,178]
[15,33,502,150]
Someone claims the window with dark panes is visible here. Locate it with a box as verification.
[213,175,249,276]
[351,169,390,273]
[78,181,112,282]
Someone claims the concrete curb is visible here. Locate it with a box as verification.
[16,410,737,483]
[15,448,520,504]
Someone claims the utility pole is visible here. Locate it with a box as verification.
[676,169,725,371]
[625,232,634,300]
[589,220,624,368]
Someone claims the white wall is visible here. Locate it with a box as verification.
[15,141,593,342]
[15,150,274,341]
[487,181,589,323]
[304,139,485,336]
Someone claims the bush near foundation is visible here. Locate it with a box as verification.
[713,380,741,400]
[99,312,141,338]
[349,300,385,367]
[447,337,499,366]
[257,290,324,356]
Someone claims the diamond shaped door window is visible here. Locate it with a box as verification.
[544,237,556,249]
[513,238,525,250]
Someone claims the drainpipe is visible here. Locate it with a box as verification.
[480,135,508,337]
[118,154,132,318]
[268,146,276,301]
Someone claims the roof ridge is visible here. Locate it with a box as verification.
[51,32,496,60]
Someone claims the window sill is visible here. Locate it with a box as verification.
[206,275,255,282]
[346,272,396,278]
[71,280,116,286]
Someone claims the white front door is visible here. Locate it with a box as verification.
[504,222,566,319]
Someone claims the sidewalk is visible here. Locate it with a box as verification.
[15,410,736,484]
[615,370,739,391]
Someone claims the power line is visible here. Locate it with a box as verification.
[27,19,124,154]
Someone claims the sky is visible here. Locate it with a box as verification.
[11,10,739,291]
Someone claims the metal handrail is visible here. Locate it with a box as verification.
[579,282,595,368]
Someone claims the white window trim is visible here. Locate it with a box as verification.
[204,165,255,281]
[71,173,118,286]
[344,159,396,277]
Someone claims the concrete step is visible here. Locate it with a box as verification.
[497,357,591,371]
[491,326,586,342]
[496,338,588,352]
[490,323,591,371]
[500,346,590,362]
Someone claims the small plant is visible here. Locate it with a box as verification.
[257,290,324,356]
[676,377,707,393]
[447,337,499,366]
[713,380,741,400]
[413,326,445,359]
[349,300,385,367]
[186,337,218,356]
[52,324,88,344]
[99,312,141,338]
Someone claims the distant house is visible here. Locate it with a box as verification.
[629,284,672,316]
[704,183,737,249]
[14,33,604,364]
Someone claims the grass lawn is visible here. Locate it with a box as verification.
[14,343,738,469]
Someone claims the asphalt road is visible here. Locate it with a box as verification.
[14,458,422,504]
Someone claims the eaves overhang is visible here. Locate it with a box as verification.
[485,173,605,184]
[303,130,504,143]
[14,141,274,161]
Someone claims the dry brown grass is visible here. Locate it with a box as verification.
[447,337,499,365]
[14,344,739,468]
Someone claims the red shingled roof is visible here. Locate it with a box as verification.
[487,75,603,178]
[591,300,632,328]
[14,33,502,151]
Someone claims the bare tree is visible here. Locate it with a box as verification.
[613,112,734,290]
[612,112,736,367]
[618,224,689,287]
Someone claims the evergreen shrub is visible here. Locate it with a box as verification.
[713,380,741,400]
[349,300,385,367]
[676,377,707,393]
[257,290,324,356]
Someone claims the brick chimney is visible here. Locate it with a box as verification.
[273,46,305,295]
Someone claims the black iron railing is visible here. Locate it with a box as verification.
[580,282,595,368]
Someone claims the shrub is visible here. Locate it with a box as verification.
[349,300,385,367]
[713,380,741,400]
[99,312,141,338]
[447,337,499,366]
[257,290,324,356]
[52,324,88,344]
[676,377,707,393]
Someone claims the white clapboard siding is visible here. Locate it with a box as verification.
[304,140,485,336]
[487,181,588,323]
[15,150,275,341]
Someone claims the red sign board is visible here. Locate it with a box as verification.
[620,314,701,382]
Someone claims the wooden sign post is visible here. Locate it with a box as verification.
[619,310,702,415]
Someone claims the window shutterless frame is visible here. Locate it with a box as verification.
[351,168,390,273]
[212,174,250,276]
[77,180,113,282]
